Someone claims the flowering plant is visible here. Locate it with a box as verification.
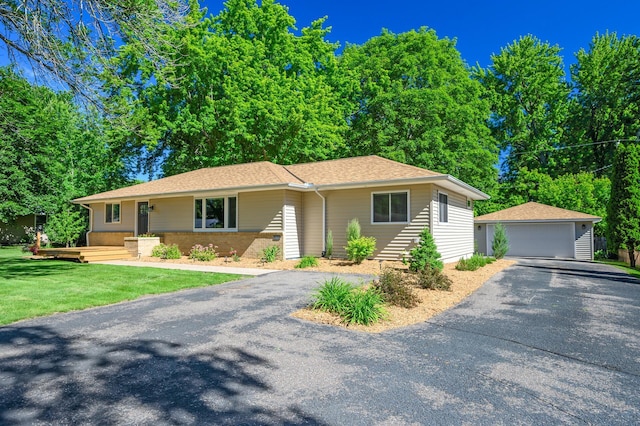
[229,248,240,262]
[189,243,218,261]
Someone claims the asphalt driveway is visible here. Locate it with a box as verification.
[1,259,638,424]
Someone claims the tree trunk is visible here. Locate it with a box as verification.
[628,248,637,269]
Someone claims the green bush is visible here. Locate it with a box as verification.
[492,223,509,259]
[151,243,182,259]
[325,230,333,257]
[341,287,387,326]
[455,253,494,271]
[373,268,420,308]
[261,245,280,262]
[311,277,354,314]
[409,228,443,272]
[345,236,376,264]
[295,256,319,269]
[346,218,361,242]
[189,243,218,261]
[414,267,452,291]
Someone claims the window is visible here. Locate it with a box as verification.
[438,193,448,223]
[106,203,120,223]
[194,196,237,230]
[372,191,409,223]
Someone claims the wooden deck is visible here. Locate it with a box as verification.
[38,246,132,263]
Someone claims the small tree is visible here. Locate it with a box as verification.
[607,143,640,268]
[346,218,361,242]
[45,205,86,248]
[409,228,443,272]
[492,223,509,259]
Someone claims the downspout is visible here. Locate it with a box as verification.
[80,204,93,246]
[313,186,326,254]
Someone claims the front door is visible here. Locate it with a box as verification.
[137,202,149,236]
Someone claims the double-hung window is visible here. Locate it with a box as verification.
[438,192,448,223]
[105,203,121,223]
[194,196,237,230]
[372,191,409,223]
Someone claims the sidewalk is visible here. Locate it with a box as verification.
[93,260,279,276]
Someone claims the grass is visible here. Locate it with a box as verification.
[0,246,246,325]
[596,259,640,280]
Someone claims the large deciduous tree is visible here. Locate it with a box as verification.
[476,35,570,179]
[607,142,640,267]
[339,28,498,192]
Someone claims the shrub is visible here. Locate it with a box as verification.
[325,230,333,257]
[455,253,493,271]
[296,256,319,269]
[492,223,509,259]
[414,267,452,291]
[261,245,280,262]
[311,277,354,314]
[373,268,420,308]
[151,243,182,259]
[346,218,361,242]
[409,228,443,272]
[345,236,376,264]
[341,287,387,325]
[189,244,218,261]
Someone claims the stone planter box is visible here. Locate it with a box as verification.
[124,237,161,258]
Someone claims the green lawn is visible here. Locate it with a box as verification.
[0,246,246,325]
[597,259,640,280]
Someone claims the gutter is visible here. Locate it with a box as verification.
[80,204,93,246]
[312,186,326,254]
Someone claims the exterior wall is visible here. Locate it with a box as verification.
[149,196,192,232]
[89,231,134,246]
[474,223,488,255]
[574,222,593,260]
[91,201,135,232]
[302,192,324,257]
[158,231,283,258]
[239,190,284,232]
[431,186,474,263]
[0,215,34,244]
[325,184,432,260]
[283,190,303,259]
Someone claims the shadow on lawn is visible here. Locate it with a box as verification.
[0,326,325,425]
[0,256,78,280]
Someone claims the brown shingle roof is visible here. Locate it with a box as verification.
[474,202,601,222]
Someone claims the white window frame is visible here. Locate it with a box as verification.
[438,191,448,223]
[105,203,121,224]
[193,195,238,232]
[371,190,410,224]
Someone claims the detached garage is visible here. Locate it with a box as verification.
[474,202,601,260]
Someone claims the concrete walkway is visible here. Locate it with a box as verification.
[93,259,279,276]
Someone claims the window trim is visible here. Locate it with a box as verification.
[193,195,238,232]
[438,191,449,223]
[371,190,410,225]
[105,202,121,224]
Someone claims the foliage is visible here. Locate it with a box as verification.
[295,256,319,269]
[475,35,569,179]
[261,245,280,263]
[339,28,499,192]
[414,267,452,291]
[456,253,495,271]
[607,143,640,268]
[408,228,443,272]
[325,230,333,257]
[138,233,157,238]
[345,236,376,264]
[44,205,87,248]
[0,246,243,325]
[311,277,354,314]
[229,248,240,262]
[151,243,182,260]
[341,287,387,326]
[492,223,509,259]
[346,218,361,242]
[373,268,420,308]
[189,244,218,261]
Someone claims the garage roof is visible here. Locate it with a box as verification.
[475,202,601,223]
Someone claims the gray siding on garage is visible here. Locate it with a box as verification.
[575,222,593,261]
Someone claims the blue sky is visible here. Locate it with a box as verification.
[202,0,640,71]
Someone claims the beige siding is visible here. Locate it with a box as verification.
[303,192,324,256]
[431,186,474,263]
[91,201,135,232]
[575,222,593,260]
[149,196,193,232]
[325,184,431,260]
[283,190,303,259]
[239,190,284,232]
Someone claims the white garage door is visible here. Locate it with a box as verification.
[492,223,574,258]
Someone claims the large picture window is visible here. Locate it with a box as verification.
[372,191,409,223]
[439,192,448,223]
[194,196,237,230]
[105,203,120,223]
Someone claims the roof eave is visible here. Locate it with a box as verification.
[474,218,602,224]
